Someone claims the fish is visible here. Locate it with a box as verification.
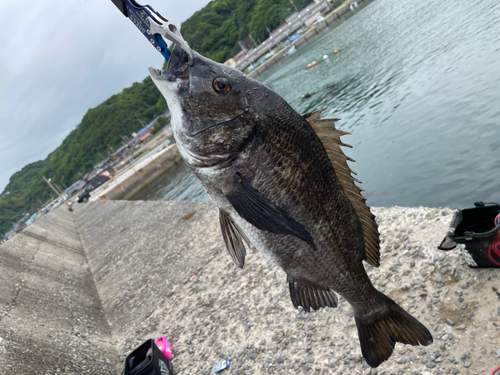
[148,45,433,368]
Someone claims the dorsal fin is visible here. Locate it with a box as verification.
[304,110,381,267]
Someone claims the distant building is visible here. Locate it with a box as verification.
[95,157,111,170]
[65,180,86,198]
[140,129,152,141]
[136,122,155,142]
[111,144,128,158]
[236,50,249,63]
[224,58,236,68]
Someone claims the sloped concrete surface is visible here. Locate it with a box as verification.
[75,201,222,355]
[0,205,120,374]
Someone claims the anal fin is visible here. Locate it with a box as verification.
[288,276,338,312]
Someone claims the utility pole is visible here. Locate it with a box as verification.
[248,34,258,48]
[237,40,247,53]
[43,176,63,196]
[266,26,272,36]
[289,0,299,13]
[54,183,65,194]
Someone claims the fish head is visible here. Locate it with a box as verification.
[149,45,276,166]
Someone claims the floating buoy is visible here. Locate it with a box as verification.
[312,61,317,66]
[308,63,312,69]
[334,49,339,54]
[323,54,329,60]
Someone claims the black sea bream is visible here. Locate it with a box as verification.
[149,46,432,367]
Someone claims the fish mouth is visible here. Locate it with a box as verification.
[149,45,190,83]
[148,67,163,79]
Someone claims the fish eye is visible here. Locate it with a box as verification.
[213,77,231,94]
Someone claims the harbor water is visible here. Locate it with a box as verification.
[139,0,500,208]
[131,161,208,202]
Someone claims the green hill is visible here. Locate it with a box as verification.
[181,0,312,63]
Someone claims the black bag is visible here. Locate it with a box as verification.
[438,202,500,268]
[122,339,174,375]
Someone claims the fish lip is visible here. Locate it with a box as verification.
[148,67,165,81]
[148,46,190,84]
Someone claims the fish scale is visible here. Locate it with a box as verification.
[149,44,433,368]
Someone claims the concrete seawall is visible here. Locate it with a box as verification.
[249,0,372,79]
[0,205,120,374]
[75,200,222,356]
[2,201,499,374]
[92,143,183,201]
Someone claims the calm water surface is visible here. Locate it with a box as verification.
[132,161,208,202]
[141,0,500,208]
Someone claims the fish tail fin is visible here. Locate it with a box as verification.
[355,292,433,368]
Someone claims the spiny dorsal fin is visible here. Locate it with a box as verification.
[304,110,381,267]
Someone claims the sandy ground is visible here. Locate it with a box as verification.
[75,202,500,375]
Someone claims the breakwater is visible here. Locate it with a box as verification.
[1,201,499,374]
[91,143,182,202]
[0,204,119,374]
[248,0,372,79]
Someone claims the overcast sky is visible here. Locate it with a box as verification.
[0,0,211,192]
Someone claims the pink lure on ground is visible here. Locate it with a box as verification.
[155,337,172,360]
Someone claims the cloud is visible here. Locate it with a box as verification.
[0,0,211,192]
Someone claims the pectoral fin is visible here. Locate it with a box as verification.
[219,209,248,268]
[225,173,315,250]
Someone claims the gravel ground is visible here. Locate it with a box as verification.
[81,204,499,375]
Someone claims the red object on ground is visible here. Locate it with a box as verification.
[491,365,500,375]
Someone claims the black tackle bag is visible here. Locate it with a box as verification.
[122,339,174,375]
[438,202,500,268]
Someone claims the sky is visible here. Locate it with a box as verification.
[0,0,211,192]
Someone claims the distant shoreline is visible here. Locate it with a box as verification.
[248,0,373,79]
